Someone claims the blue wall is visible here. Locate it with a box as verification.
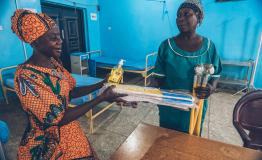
[98,0,178,60]
[0,0,41,69]
[0,0,100,100]
[200,0,262,88]
[98,0,262,87]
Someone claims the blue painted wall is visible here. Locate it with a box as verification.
[0,0,41,69]
[98,0,262,87]
[199,0,262,88]
[98,0,178,60]
[0,0,100,100]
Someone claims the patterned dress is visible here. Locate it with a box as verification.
[14,59,95,160]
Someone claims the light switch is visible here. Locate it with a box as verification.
[0,26,3,31]
[90,13,97,21]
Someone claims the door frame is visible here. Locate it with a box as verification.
[41,2,88,51]
[41,1,86,49]
[41,2,89,71]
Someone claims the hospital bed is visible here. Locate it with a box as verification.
[87,50,157,86]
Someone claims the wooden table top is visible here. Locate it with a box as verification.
[111,123,262,160]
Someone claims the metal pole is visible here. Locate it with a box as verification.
[250,32,262,89]
[0,142,6,160]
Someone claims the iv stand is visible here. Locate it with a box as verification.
[249,32,262,90]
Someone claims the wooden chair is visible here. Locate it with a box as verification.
[0,121,9,160]
[233,90,262,150]
[0,66,17,104]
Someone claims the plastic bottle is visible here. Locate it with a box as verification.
[108,59,125,83]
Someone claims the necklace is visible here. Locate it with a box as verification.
[168,38,210,58]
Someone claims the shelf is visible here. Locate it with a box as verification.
[81,67,88,70]
[71,52,89,75]
[219,60,254,94]
[218,79,248,86]
[81,55,89,60]
[221,60,253,67]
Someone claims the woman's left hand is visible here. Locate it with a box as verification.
[195,83,214,99]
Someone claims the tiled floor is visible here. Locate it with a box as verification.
[0,91,243,160]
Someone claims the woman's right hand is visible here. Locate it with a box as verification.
[100,85,127,102]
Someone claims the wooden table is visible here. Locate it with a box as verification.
[111,123,262,160]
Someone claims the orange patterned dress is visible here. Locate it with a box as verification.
[14,59,95,160]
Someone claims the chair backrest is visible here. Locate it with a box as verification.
[0,121,9,160]
[0,121,9,144]
[0,66,17,88]
[233,90,262,150]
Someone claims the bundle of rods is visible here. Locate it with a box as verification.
[189,64,214,136]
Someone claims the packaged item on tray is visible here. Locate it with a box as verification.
[102,84,197,110]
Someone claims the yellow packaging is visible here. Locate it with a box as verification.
[108,59,125,84]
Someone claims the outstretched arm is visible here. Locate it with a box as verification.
[60,86,127,126]
[70,76,108,99]
[69,79,105,99]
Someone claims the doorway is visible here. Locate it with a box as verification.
[41,3,86,72]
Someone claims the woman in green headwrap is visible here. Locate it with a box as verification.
[152,0,222,134]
